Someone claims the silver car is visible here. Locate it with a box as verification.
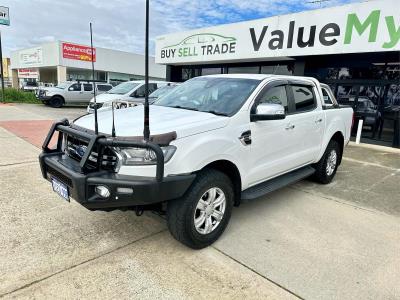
[36,81,113,108]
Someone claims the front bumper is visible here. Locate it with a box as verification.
[39,119,193,210]
[39,152,195,209]
[36,94,52,101]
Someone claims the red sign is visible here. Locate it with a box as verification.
[62,42,96,62]
[18,68,39,79]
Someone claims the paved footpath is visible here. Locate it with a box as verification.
[0,104,399,299]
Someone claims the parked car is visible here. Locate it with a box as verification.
[36,81,113,108]
[21,81,39,92]
[98,83,181,112]
[39,74,353,249]
[87,80,174,113]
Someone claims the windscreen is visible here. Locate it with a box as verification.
[55,82,69,89]
[154,77,260,116]
[108,82,140,95]
[149,85,177,98]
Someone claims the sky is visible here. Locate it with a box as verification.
[1,0,364,57]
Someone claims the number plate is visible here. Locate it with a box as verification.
[51,177,70,202]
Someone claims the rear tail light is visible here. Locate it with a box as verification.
[351,112,355,131]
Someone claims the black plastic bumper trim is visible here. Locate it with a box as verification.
[39,152,196,209]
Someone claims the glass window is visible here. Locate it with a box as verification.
[201,68,222,76]
[55,82,69,89]
[291,85,316,112]
[108,81,140,95]
[83,83,93,91]
[68,83,81,91]
[155,77,260,116]
[261,65,293,75]
[322,88,333,105]
[258,85,288,112]
[228,66,259,74]
[97,84,112,92]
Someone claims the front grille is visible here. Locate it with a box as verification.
[65,135,118,171]
[47,166,73,187]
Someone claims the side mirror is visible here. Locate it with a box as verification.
[251,103,286,121]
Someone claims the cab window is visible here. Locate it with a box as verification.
[322,88,333,105]
[258,85,288,112]
[134,83,158,97]
[68,83,81,91]
[83,83,93,91]
[291,85,316,112]
[97,84,112,92]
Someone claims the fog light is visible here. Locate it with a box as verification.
[95,185,110,198]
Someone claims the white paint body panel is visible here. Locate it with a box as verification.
[74,74,353,191]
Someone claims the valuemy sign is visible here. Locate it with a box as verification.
[62,42,96,62]
[155,0,400,64]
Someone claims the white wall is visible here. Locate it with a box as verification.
[10,41,166,79]
[59,41,165,79]
[10,41,59,69]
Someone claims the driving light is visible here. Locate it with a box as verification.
[95,185,111,198]
[118,145,176,166]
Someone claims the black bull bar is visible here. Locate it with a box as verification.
[41,118,165,181]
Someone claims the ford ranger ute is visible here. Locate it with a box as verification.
[39,74,353,249]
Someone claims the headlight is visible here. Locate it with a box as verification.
[102,101,112,108]
[118,145,176,165]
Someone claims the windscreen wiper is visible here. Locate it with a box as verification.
[204,110,228,116]
[171,105,199,111]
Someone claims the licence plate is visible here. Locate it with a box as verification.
[51,177,70,202]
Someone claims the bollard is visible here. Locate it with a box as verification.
[356,119,363,144]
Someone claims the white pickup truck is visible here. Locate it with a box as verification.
[39,74,353,249]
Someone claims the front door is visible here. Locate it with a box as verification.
[248,81,295,185]
[66,83,83,103]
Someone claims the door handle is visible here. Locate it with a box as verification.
[285,124,295,130]
[315,118,323,124]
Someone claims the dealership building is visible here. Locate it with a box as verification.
[10,41,165,87]
[156,0,400,148]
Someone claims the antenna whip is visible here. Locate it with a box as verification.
[143,0,150,141]
[90,22,99,135]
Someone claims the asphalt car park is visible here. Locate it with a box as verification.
[0,103,399,299]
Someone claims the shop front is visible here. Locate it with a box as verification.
[155,0,399,147]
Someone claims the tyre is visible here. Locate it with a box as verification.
[49,96,64,108]
[313,140,340,184]
[166,169,234,249]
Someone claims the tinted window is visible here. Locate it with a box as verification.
[322,88,332,105]
[258,85,288,112]
[108,82,140,95]
[97,84,112,91]
[291,85,316,112]
[68,83,81,91]
[134,84,157,97]
[83,83,93,91]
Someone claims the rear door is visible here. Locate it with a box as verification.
[81,83,95,103]
[286,81,324,165]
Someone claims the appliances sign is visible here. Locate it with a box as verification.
[155,0,400,64]
[62,42,96,62]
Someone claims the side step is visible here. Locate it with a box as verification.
[241,166,315,201]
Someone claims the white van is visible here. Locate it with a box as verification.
[87,80,173,113]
